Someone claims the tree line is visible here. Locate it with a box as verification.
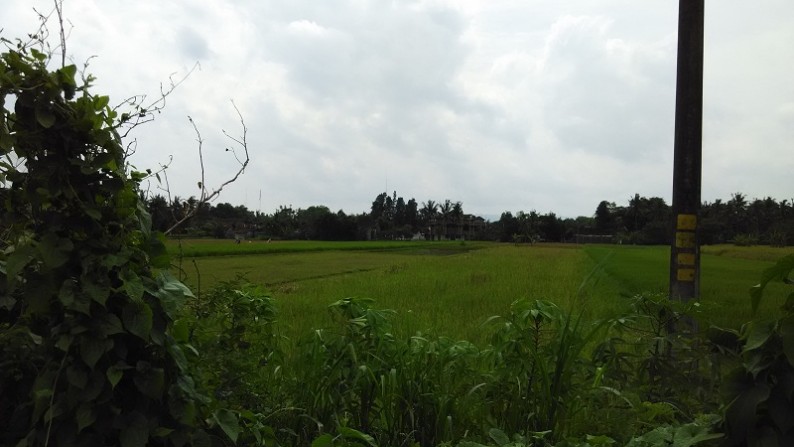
[144,191,793,246]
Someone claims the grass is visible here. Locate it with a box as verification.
[166,238,487,258]
[174,241,623,343]
[171,239,792,340]
[584,244,794,328]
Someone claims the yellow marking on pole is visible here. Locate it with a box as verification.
[678,253,696,266]
[677,214,697,230]
[675,231,696,248]
[677,268,696,281]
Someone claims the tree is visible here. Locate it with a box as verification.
[147,194,171,232]
[394,196,407,226]
[595,200,616,234]
[497,212,519,242]
[405,198,419,230]
[538,212,564,242]
[421,200,438,239]
[451,201,464,239]
[438,200,453,239]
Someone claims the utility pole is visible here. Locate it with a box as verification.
[669,0,704,304]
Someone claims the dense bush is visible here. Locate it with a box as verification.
[0,36,238,447]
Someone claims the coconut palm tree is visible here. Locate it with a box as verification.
[421,200,438,239]
[451,201,464,239]
[438,200,453,240]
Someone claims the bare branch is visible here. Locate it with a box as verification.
[53,0,66,67]
[164,101,249,235]
[115,62,201,139]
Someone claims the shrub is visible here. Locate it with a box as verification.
[0,34,236,446]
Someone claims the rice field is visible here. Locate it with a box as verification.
[169,239,793,343]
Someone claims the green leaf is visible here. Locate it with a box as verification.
[96,313,125,336]
[338,427,376,447]
[0,293,15,311]
[66,364,89,389]
[57,64,77,85]
[35,105,56,128]
[134,364,165,399]
[137,202,152,236]
[120,412,149,447]
[38,233,74,268]
[670,422,723,447]
[212,409,241,443]
[172,318,190,343]
[76,403,96,432]
[0,128,14,151]
[726,383,771,439]
[750,254,794,314]
[82,274,110,306]
[85,207,102,220]
[488,428,510,446]
[147,233,170,269]
[780,315,794,368]
[311,434,334,447]
[94,95,110,110]
[166,343,189,371]
[25,277,53,315]
[123,300,153,340]
[585,434,617,445]
[107,363,127,388]
[80,337,109,369]
[744,320,776,352]
[6,243,35,280]
[150,272,194,318]
[190,430,212,447]
[121,269,145,301]
[57,279,76,308]
[151,427,174,438]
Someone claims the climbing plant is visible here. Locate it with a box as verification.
[0,35,236,446]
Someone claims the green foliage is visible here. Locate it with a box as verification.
[180,277,281,410]
[720,254,794,446]
[731,234,760,247]
[483,299,609,439]
[0,38,224,446]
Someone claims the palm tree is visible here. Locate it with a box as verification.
[451,201,464,239]
[421,200,438,239]
[438,200,453,240]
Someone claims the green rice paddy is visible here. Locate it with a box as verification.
[168,239,793,343]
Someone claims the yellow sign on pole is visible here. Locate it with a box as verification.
[677,214,697,230]
[677,268,696,282]
[677,253,696,266]
[676,231,696,248]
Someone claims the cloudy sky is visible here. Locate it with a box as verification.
[4,1,793,219]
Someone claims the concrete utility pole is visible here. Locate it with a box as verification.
[669,0,704,303]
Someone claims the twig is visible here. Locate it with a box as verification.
[115,62,201,140]
[53,0,65,67]
[164,101,249,235]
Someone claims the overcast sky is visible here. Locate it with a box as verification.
[4,1,793,219]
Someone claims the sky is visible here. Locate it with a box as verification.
[4,1,793,219]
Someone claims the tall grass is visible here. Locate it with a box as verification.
[182,279,727,446]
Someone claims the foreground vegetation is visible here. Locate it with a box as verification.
[176,242,794,446]
[166,240,794,445]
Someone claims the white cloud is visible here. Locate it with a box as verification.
[3,0,793,218]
